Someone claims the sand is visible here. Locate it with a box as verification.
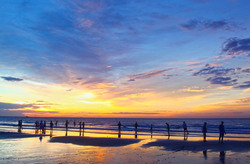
[0,131,47,139]
[143,139,250,152]
[1,131,250,163]
[50,136,141,147]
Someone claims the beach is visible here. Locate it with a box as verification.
[0,130,250,164]
[0,117,250,163]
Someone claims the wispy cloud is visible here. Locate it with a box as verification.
[0,102,33,110]
[235,81,250,89]
[128,68,174,81]
[206,76,237,86]
[179,19,235,31]
[193,66,238,76]
[1,76,23,82]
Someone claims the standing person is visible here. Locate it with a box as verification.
[50,121,53,129]
[219,121,226,143]
[44,121,46,129]
[202,122,207,142]
[135,122,138,131]
[35,121,39,129]
[183,121,189,135]
[166,122,170,136]
[74,121,76,127]
[18,120,22,133]
[79,122,82,130]
[65,120,69,129]
[55,121,58,127]
[82,122,85,130]
[118,121,122,130]
[39,120,43,132]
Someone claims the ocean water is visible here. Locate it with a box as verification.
[0,117,249,139]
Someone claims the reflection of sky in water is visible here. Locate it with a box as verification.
[0,136,249,164]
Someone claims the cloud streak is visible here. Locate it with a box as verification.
[1,76,23,82]
[128,68,174,81]
[179,19,234,31]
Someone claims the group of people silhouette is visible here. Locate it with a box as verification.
[18,120,226,142]
[117,121,226,142]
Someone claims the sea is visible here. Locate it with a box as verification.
[0,117,249,140]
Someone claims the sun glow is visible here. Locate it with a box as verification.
[81,92,94,99]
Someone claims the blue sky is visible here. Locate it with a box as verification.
[0,0,250,117]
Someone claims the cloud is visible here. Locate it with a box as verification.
[1,76,23,82]
[0,109,59,116]
[242,68,250,73]
[110,112,160,115]
[0,102,33,110]
[235,97,250,103]
[206,76,237,86]
[222,37,250,56]
[193,66,238,76]
[234,81,250,89]
[178,86,209,93]
[179,19,233,31]
[128,68,174,81]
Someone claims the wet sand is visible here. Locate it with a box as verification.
[50,136,141,147]
[143,139,250,152]
[0,131,47,139]
[1,131,250,163]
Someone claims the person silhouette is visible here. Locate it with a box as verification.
[135,122,138,131]
[82,122,85,130]
[50,121,53,130]
[166,122,170,136]
[202,122,207,142]
[183,121,189,135]
[118,121,122,130]
[79,121,82,130]
[219,121,226,143]
[65,120,69,129]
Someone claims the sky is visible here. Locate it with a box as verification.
[0,0,250,118]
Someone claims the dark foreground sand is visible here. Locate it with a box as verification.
[143,139,250,152]
[50,136,141,147]
[0,132,46,139]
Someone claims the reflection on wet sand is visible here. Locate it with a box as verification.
[220,151,225,164]
[202,150,226,164]
[135,131,138,139]
[79,129,85,136]
[203,150,207,160]
[184,132,188,140]
[118,130,121,138]
[50,129,53,138]
[65,128,68,136]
